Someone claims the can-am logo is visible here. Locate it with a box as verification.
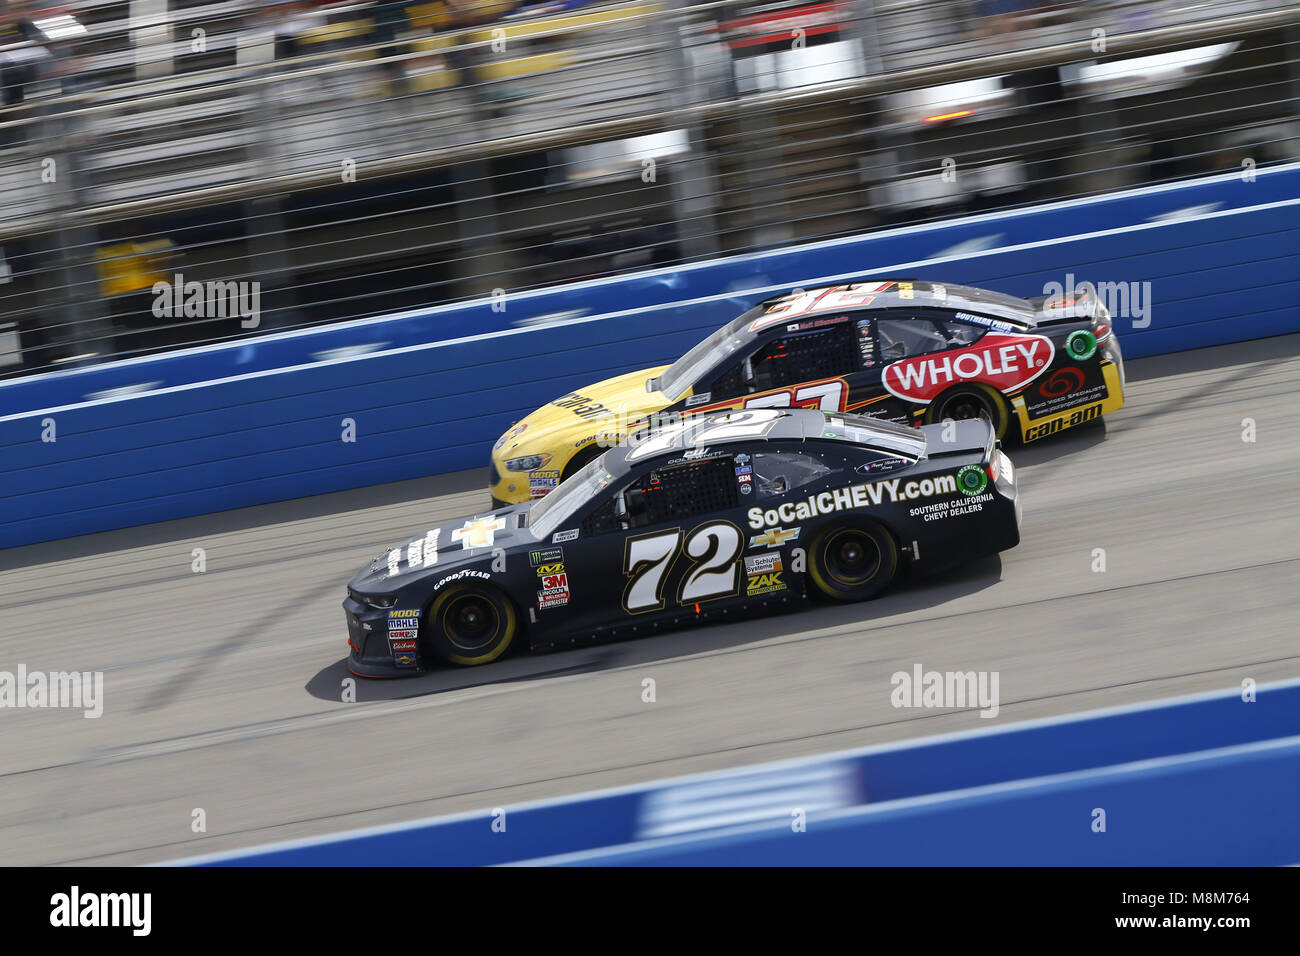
[882,333,1054,403]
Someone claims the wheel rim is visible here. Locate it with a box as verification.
[442,594,499,651]
[823,529,882,588]
[939,392,992,424]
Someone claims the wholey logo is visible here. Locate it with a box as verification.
[890,663,999,718]
[882,332,1053,403]
[152,272,261,328]
[0,666,102,718]
[50,887,151,936]
[1041,273,1151,328]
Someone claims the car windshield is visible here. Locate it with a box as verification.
[657,314,754,400]
[527,451,613,540]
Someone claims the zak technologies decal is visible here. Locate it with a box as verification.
[744,552,786,596]
[882,332,1054,403]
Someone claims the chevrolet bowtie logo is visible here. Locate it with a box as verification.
[749,527,800,549]
[452,516,506,549]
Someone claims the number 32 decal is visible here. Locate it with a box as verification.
[623,522,742,613]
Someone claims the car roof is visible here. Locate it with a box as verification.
[749,280,1035,329]
[604,408,927,476]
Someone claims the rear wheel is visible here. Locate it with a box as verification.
[807,521,898,602]
[928,384,1011,440]
[423,584,519,666]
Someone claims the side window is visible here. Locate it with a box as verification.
[626,456,738,528]
[749,450,832,499]
[751,322,859,391]
[936,316,985,348]
[580,497,621,536]
[876,317,950,362]
[710,361,746,400]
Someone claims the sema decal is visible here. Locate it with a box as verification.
[746,474,959,529]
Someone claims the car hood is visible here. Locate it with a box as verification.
[494,364,675,461]
[348,502,535,594]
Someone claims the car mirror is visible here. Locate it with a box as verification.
[742,357,756,392]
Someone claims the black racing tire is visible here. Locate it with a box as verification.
[422,584,519,666]
[561,442,605,482]
[927,383,1012,441]
[807,520,899,603]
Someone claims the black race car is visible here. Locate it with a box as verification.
[345,407,1021,675]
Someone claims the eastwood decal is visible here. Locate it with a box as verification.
[746,474,959,529]
[882,332,1054,403]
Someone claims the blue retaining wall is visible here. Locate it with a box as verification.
[3,163,1297,417]
[175,679,1300,866]
[2,168,1298,549]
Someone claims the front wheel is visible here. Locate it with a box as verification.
[807,521,899,602]
[423,584,519,666]
[927,384,1012,441]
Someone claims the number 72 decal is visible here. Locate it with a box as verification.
[623,522,743,613]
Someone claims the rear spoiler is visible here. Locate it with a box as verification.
[1027,286,1110,326]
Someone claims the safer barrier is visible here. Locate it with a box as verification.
[172,679,1300,866]
[2,167,1298,549]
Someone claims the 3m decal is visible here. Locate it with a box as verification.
[882,333,1054,403]
[452,516,506,549]
[746,474,959,529]
[537,571,570,609]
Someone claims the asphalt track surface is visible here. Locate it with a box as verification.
[2,334,1299,865]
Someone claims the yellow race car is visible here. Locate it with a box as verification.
[488,279,1124,506]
